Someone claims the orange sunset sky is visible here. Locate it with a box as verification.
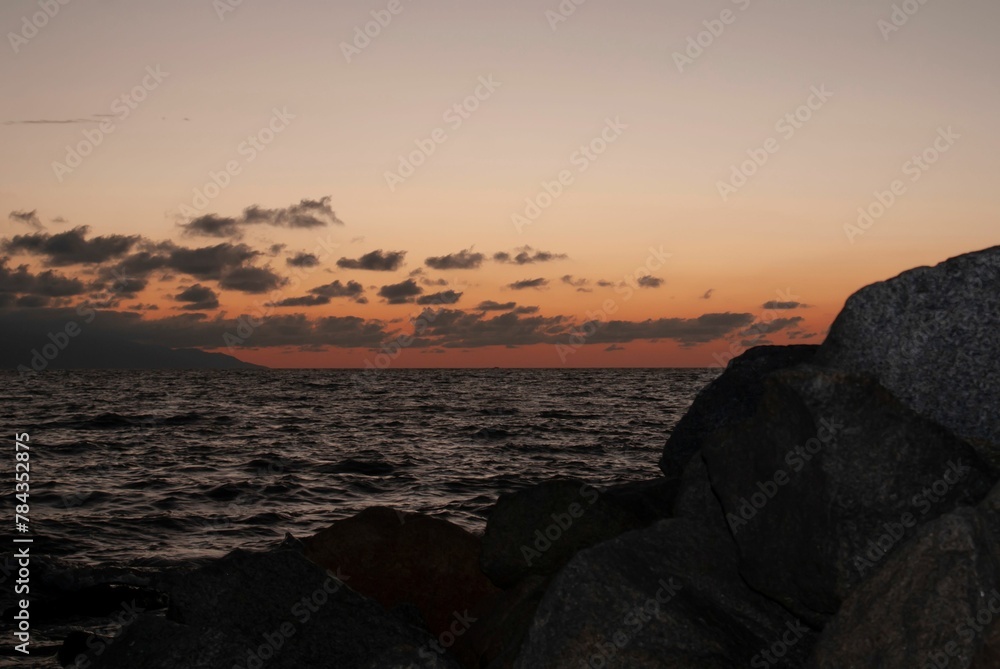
[1,0,997,368]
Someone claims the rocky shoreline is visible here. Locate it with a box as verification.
[55,246,1000,667]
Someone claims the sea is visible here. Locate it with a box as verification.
[0,368,717,666]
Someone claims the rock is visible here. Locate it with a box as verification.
[302,507,499,640]
[514,518,817,669]
[602,477,678,525]
[480,479,645,589]
[702,364,995,623]
[658,345,819,479]
[93,547,456,669]
[817,246,1000,466]
[59,631,107,667]
[455,575,549,669]
[672,452,727,533]
[808,482,1000,668]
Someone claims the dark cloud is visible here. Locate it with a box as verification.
[0,258,86,297]
[741,317,805,337]
[219,266,288,294]
[508,278,548,290]
[763,301,808,310]
[494,247,568,265]
[596,280,616,288]
[175,284,220,311]
[242,197,343,229]
[16,295,50,308]
[9,210,43,231]
[310,280,365,300]
[3,118,101,125]
[181,215,241,239]
[605,344,626,352]
[637,276,665,289]
[337,250,406,272]
[167,243,260,281]
[268,295,331,308]
[702,289,715,300]
[573,313,756,347]
[514,306,540,315]
[378,279,423,304]
[3,226,140,266]
[425,249,485,270]
[410,308,567,348]
[0,309,390,350]
[476,300,517,311]
[561,275,589,287]
[417,290,463,306]
[287,252,320,268]
[179,197,343,238]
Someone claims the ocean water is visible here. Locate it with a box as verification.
[0,368,716,665]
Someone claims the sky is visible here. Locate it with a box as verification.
[1,0,997,368]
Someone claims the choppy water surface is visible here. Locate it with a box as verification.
[1,368,716,568]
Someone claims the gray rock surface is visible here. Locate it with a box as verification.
[514,518,817,669]
[701,365,995,623]
[659,345,819,479]
[481,479,645,589]
[808,481,1000,668]
[818,246,1000,466]
[92,548,456,669]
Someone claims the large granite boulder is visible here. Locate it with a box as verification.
[818,246,1000,466]
[701,365,995,623]
[92,547,456,669]
[658,345,819,479]
[302,507,499,640]
[809,481,1000,668]
[514,518,817,668]
[480,479,647,589]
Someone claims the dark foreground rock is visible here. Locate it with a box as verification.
[303,507,500,640]
[702,364,995,623]
[809,481,1000,668]
[92,548,456,669]
[480,479,649,589]
[515,518,817,669]
[658,345,818,479]
[818,246,1000,466]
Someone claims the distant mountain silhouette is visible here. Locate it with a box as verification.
[1,331,262,371]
